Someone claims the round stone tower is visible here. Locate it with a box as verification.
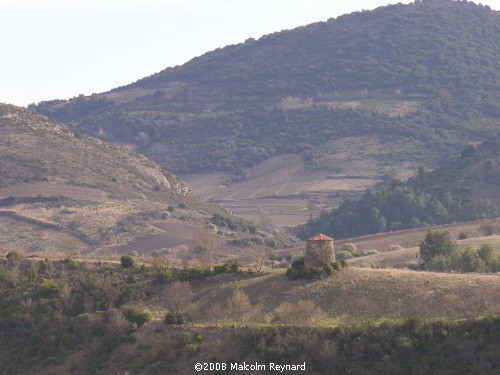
[304,234,335,269]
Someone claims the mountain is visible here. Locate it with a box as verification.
[30,0,499,227]
[0,104,283,255]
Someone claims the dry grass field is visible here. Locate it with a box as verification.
[153,267,500,324]
[349,234,500,269]
[336,218,500,253]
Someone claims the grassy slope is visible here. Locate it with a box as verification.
[188,268,499,323]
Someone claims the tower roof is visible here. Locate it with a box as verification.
[306,234,334,241]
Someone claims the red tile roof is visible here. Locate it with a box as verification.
[306,234,334,241]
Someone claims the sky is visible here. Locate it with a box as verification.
[1,0,499,106]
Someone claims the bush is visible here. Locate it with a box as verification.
[179,266,211,281]
[339,259,349,268]
[458,231,468,240]
[120,255,135,268]
[164,312,187,325]
[336,250,353,260]
[271,300,325,325]
[184,344,197,356]
[332,260,344,271]
[65,258,79,269]
[323,263,334,276]
[341,243,358,255]
[123,308,151,327]
[290,256,305,269]
[153,269,173,285]
[212,262,242,275]
[285,267,300,280]
[6,251,25,261]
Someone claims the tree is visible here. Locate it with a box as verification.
[58,236,81,260]
[226,287,253,327]
[191,230,223,268]
[163,281,195,317]
[419,231,457,262]
[271,300,325,325]
[246,245,268,272]
[259,211,274,230]
[480,221,499,236]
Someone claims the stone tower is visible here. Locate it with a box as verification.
[304,234,335,269]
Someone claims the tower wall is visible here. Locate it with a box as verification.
[304,240,335,269]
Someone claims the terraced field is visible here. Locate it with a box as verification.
[182,133,441,230]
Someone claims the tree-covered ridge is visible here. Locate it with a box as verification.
[30,0,499,175]
[298,179,498,240]
[298,136,500,240]
[134,0,498,103]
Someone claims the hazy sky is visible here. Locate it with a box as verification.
[1,0,499,106]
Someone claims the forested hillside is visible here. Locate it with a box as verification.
[298,136,500,240]
[31,0,499,175]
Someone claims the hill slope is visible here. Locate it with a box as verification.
[0,104,281,254]
[32,0,499,172]
[31,0,499,227]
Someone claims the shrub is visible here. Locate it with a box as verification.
[336,250,353,260]
[323,263,334,276]
[389,244,404,251]
[164,312,187,325]
[153,269,173,285]
[341,243,358,255]
[164,312,177,325]
[35,279,61,299]
[6,251,25,261]
[120,254,135,268]
[339,259,349,268]
[271,300,325,325]
[65,258,79,269]
[184,344,197,356]
[179,266,210,281]
[291,256,305,269]
[285,255,343,280]
[285,267,300,280]
[123,308,151,327]
[212,262,242,275]
[332,260,344,271]
[458,231,468,240]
